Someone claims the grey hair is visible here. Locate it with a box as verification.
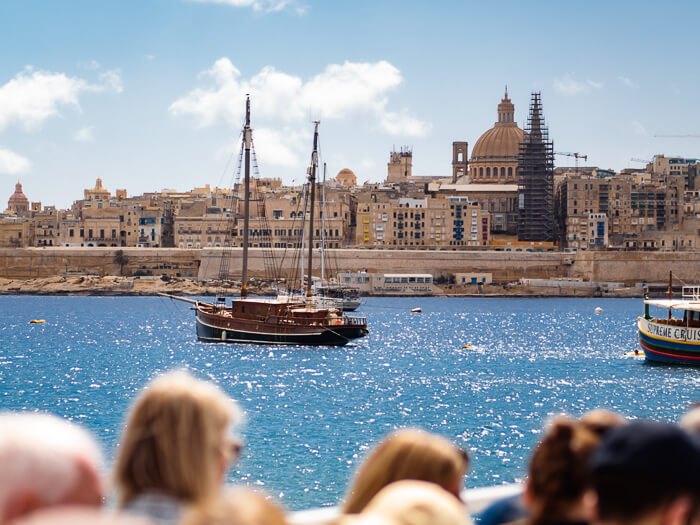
[0,412,103,515]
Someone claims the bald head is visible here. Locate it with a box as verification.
[0,413,103,523]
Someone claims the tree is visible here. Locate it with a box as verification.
[113,249,130,276]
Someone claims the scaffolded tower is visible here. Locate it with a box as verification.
[517,92,554,242]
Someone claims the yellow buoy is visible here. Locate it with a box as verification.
[29,319,46,324]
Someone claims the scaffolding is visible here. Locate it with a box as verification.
[518,92,554,242]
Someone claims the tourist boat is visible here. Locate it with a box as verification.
[638,273,700,365]
[164,98,368,346]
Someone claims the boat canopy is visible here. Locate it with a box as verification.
[644,299,700,312]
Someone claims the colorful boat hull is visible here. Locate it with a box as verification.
[637,317,700,365]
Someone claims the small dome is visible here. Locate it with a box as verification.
[336,168,357,188]
[9,182,28,202]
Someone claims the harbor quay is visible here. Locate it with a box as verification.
[1,246,700,289]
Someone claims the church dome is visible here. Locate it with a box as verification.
[336,168,357,188]
[9,182,28,203]
[471,89,524,161]
[471,125,524,160]
[469,88,524,184]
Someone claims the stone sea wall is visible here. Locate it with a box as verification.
[0,247,699,285]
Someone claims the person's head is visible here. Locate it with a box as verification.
[338,480,472,525]
[590,421,700,525]
[680,403,700,436]
[181,489,288,525]
[579,409,627,438]
[343,429,469,514]
[114,370,241,507]
[525,417,600,525]
[0,412,103,523]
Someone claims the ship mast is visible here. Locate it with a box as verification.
[241,96,252,299]
[305,121,320,299]
[320,162,327,284]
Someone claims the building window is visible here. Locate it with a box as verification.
[501,167,505,177]
[486,167,491,177]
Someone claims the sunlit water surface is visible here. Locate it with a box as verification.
[1,296,697,509]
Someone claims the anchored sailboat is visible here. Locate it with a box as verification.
[163,97,368,345]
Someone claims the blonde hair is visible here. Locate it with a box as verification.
[182,489,288,525]
[114,371,239,507]
[343,429,468,514]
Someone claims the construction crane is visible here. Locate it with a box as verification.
[631,157,652,164]
[554,151,588,174]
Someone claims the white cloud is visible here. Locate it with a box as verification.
[73,126,95,142]
[191,0,304,13]
[99,69,123,93]
[169,58,429,137]
[618,76,639,89]
[0,148,31,174]
[380,110,432,136]
[553,74,604,96]
[253,127,309,167]
[0,67,123,132]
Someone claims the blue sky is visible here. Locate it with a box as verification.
[1,0,699,208]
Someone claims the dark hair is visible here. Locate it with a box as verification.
[593,471,687,522]
[590,421,700,522]
[527,418,599,525]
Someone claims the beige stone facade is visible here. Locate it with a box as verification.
[386,148,413,183]
[356,191,490,249]
[558,156,697,251]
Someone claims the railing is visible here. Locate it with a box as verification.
[343,316,367,326]
[682,286,700,300]
[288,483,521,525]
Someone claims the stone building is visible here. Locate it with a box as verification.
[426,182,518,235]
[356,191,490,249]
[386,148,413,183]
[557,155,695,251]
[33,205,59,246]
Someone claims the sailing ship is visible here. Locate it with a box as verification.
[638,272,700,365]
[165,97,368,345]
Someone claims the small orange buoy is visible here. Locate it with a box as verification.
[29,319,46,324]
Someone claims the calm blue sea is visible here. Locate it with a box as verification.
[0,296,698,510]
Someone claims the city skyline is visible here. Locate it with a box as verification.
[1,0,699,208]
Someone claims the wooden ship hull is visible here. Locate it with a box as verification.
[195,300,368,346]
